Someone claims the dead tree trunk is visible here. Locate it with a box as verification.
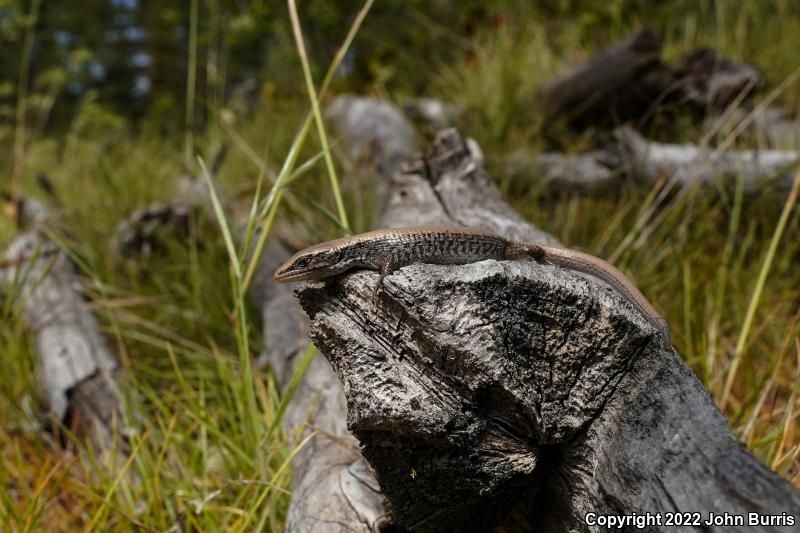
[292,129,800,532]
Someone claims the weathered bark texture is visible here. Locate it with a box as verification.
[541,29,762,127]
[293,129,800,532]
[396,135,556,245]
[1,226,122,448]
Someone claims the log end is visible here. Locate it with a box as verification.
[298,259,660,530]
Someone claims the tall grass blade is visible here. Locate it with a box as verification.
[287,0,351,235]
[184,0,199,170]
[198,157,241,279]
[721,168,800,408]
[239,0,375,294]
[10,0,42,220]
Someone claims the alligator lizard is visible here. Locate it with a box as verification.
[274,226,669,338]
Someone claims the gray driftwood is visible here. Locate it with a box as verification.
[612,126,800,192]
[1,209,122,448]
[504,150,616,190]
[326,95,418,180]
[402,98,464,134]
[292,129,800,532]
[507,126,799,192]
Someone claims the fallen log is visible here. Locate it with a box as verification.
[673,47,763,109]
[1,201,123,450]
[504,149,616,190]
[612,125,800,192]
[507,126,799,193]
[541,29,667,126]
[541,29,762,128]
[326,95,418,181]
[402,97,464,135]
[110,144,227,256]
[107,110,404,531]
[291,129,800,532]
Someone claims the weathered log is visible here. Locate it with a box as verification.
[326,95,418,180]
[292,129,800,532]
[111,201,194,256]
[402,98,464,134]
[541,29,669,126]
[110,144,227,256]
[254,241,393,532]
[504,150,616,190]
[541,29,762,127]
[415,134,557,244]
[1,225,122,449]
[673,48,763,109]
[612,125,800,191]
[505,126,798,193]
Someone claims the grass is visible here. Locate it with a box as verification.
[2,1,800,530]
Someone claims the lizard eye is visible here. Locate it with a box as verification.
[294,256,312,268]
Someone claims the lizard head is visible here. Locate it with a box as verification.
[273,245,348,282]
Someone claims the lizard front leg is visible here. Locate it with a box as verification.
[373,255,397,299]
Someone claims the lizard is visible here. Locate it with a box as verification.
[274,226,669,339]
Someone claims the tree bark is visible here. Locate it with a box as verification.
[293,129,800,532]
